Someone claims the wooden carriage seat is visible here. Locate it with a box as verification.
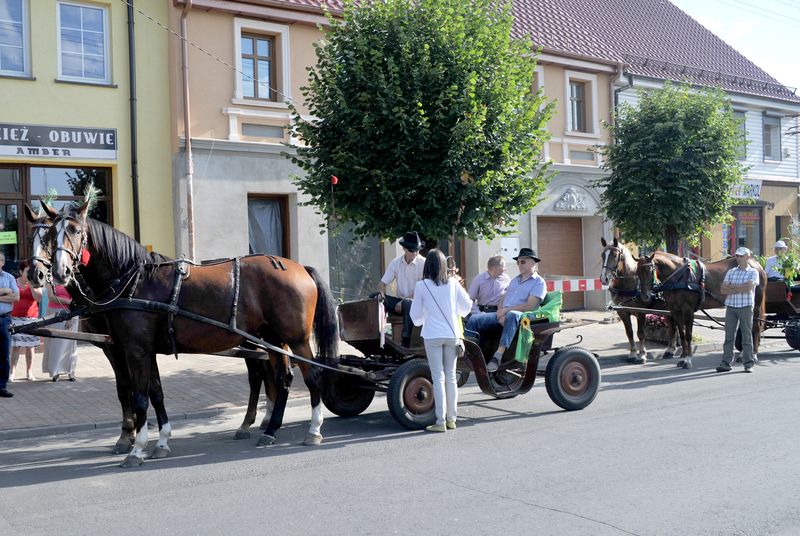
[468,291,562,366]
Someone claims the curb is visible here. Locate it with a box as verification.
[0,393,313,442]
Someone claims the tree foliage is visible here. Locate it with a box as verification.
[288,0,554,242]
[596,83,746,253]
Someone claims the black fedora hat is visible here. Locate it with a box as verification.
[399,231,423,251]
[512,247,541,263]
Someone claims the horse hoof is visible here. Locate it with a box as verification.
[150,447,171,459]
[303,433,323,446]
[234,429,252,440]
[663,352,674,360]
[256,434,276,447]
[676,359,685,368]
[633,356,647,365]
[681,361,692,369]
[120,454,145,468]
[111,442,133,455]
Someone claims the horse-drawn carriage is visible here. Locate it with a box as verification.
[324,296,601,429]
[16,195,601,467]
[759,280,800,351]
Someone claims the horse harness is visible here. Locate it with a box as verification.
[24,254,352,374]
[645,258,707,310]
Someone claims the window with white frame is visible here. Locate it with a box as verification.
[57,1,109,83]
[564,71,597,135]
[234,19,291,106]
[569,81,586,132]
[733,111,747,160]
[763,115,781,161]
[0,0,28,76]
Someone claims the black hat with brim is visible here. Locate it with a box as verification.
[399,231,423,251]
[512,247,541,263]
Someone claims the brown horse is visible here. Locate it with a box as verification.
[600,238,678,363]
[25,204,290,455]
[42,201,338,467]
[636,252,766,369]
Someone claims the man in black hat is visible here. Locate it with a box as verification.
[465,247,547,372]
[377,231,425,347]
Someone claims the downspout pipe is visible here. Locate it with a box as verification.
[180,0,196,260]
[127,1,141,242]
[612,65,634,118]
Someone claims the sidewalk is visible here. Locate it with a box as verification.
[0,309,784,440]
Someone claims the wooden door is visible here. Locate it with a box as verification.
[537,217,584,310]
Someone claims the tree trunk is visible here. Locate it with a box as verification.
[665,225,679,254]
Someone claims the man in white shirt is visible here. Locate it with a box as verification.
[764,240,788,280]
[378,231,425,347]
[716,247,760,373]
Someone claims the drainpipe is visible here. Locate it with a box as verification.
[612,63,634,118]
[180,0,196,260]
[127,1,141,242]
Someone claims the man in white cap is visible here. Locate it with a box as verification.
[764,240,788,280]
[717,247,760,373]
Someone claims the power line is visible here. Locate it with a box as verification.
[710,0,800,26]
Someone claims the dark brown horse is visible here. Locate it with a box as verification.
[636,252,766,369]
[42,201,337,467]
[29,203,289,449]
[600,238,677,363]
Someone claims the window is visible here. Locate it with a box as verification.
[233,19,290,106]
[57,2,109,83]
[328,222,383,300]
[248,196,288,257]
[0,0,28,76]
[731,206,763,255]
[734,111,747,160]
[569,81,586,132]
[776,215,792,243]
[763,115,781,161]
[241,34,275,101]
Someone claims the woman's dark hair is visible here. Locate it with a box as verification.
[19,260,30,271]
[423,249,448,285]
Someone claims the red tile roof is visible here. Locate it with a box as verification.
[265,0,798,102]
[513,0,799,103]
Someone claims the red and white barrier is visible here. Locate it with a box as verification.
[545,278,607,292]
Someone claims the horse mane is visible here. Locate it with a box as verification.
[87,219,171,271]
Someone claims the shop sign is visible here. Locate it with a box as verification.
[731,179,762,199]
[0,123,117,160]
[0,231,17,245]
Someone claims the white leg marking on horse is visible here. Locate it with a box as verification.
[129,422,149,459]
[156,422,172,450]
[260,399,274,428]
[308,404,323,436]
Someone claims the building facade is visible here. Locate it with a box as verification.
[169,0,332,277]
[0,0,174,261]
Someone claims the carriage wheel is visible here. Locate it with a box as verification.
[545,347,601,411]
[456,369,470,388]
[387,359,436,430]
[320,370,376,417]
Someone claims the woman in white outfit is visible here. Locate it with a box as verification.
[410,249,472,432]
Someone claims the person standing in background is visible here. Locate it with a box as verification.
[0,252,20,398]
[10,261,41,382]
[41,285,78,382]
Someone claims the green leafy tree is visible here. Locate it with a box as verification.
[288,0,554,243]
[597,83,746,253]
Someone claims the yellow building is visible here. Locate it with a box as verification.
[0,0,173,261]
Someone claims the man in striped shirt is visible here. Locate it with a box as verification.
[717,247,760,373]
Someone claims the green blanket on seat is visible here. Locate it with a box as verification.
[514,291,563,363]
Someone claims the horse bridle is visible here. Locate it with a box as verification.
[53,214,88,276]
[30,222,53,271]
[603,246,637,281]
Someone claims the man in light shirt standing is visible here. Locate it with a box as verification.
[467,255,510,315]
[378,231,425,347]
[716,247,760,373]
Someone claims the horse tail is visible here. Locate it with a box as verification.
[305,266,339,365]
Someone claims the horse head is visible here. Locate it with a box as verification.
[24,203,58,289]
[600,237,625,285]
[48,200,91,286]
[636,253,657,303]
